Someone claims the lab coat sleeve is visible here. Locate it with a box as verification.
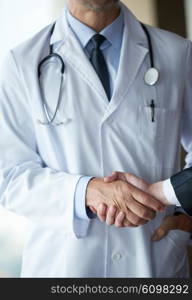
[74,176,96,219]
[0,51,90,238]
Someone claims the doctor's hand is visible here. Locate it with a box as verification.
[151,213,192,241]
[94,172,167,227]
[86,177,165,227]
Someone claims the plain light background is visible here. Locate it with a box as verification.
[0,0,191,277]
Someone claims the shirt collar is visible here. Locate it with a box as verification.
[66,6,124,50]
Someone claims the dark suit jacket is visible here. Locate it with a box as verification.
[171,168,192,216]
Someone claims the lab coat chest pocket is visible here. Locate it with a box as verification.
[138,106,180,166]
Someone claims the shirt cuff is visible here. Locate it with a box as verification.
[74,176,95,220]
[163,179,181,206]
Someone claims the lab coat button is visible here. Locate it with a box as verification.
[112,252,122,261]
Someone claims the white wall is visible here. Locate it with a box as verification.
[0,0,159,65]
[0,0,57,64]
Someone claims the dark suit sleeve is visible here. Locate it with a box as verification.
[171,168,192,216]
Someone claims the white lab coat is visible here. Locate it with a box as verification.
[0,3,192,277]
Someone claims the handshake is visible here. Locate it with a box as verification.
[86,172,168,228]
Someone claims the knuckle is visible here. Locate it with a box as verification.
[150,199,161,211]
[131,215,142,226]
[158,228,166,236]
[140,179,145,185]
[137,219,145,225]
[98,212,106,218]
[135,217,141,225]
[124,221,132,227]
[98,205,104,214]
[142,194,150,203]
[139,208,148,219]
[142,209,156,220]
[141,192,152,203]
[128,174,135,182]
[115,222,123,228]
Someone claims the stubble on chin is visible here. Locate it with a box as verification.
[80,0,120,12]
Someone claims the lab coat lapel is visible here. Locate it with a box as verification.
[51,5,150,114]
[51,8,109,106]
[104,6,149,119]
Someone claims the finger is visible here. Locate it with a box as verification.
[123,218,139,227]
[132,188,165,212]
[126,198,156,221]
[106,205,117,226]
[89,206,97,214]
[151,215,178,242]
[175,214,192,232]
[114,212,125,228]
[104,172,118,183]
[104,171,128,183]
[111,172,140,185]
[97,203,107,222]
[124,209,149,226]
[151,227,169,242]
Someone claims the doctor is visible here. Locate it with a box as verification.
[0,0,192,277]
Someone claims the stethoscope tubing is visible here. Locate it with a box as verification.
[141,23,154,68]
[37,22,158,126]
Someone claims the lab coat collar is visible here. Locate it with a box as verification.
[50,2,148,49]
[103,2,150,119]
[50,2,149,107]
[50,6,112,104]
[49,8,67,48]
[66,9,96,49]
[66,7,124,51]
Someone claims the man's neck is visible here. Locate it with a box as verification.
[68,3,120,32]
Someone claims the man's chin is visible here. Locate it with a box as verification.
[79,0,120,12]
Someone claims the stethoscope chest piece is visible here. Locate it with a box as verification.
[144,67,159,86]
[37,22,159,126]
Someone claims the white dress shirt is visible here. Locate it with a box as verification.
[163,179,181,206]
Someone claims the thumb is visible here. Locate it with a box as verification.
[104,171,129,183]
[151,216,176,242]
[104,172,119,183]
[151,226,169,242]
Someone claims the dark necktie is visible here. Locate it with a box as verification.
[89,34,111,100]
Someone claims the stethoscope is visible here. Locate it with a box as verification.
[38,23,159,126]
